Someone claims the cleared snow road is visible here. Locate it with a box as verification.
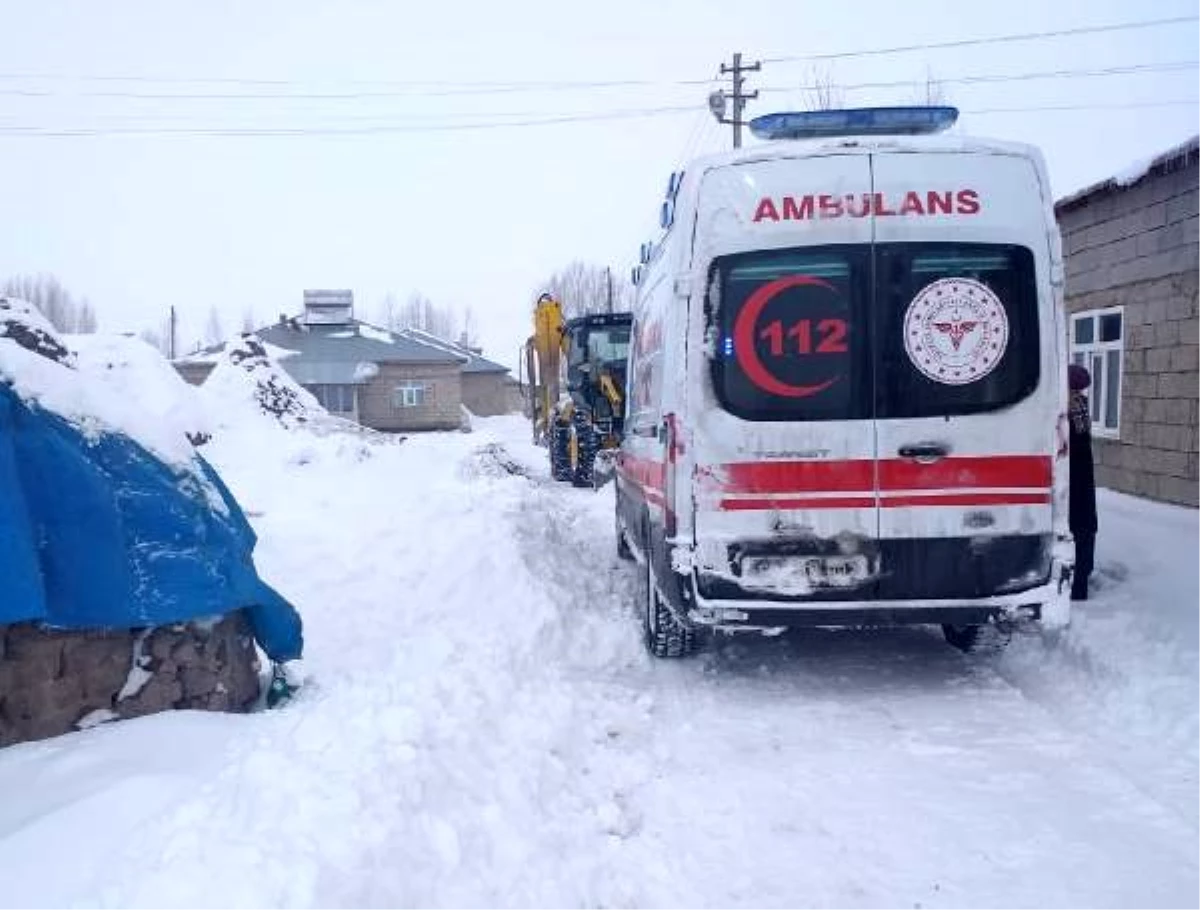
[0,415,1194,908]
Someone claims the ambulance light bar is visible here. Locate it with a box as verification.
[749,106,959,140]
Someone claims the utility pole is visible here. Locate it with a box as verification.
[169,305,176,360]
[605,267,613,314]
[710,52,761,149]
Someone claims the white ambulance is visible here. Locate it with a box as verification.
[615,107,1074,657]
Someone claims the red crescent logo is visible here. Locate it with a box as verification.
[732,274,842,398]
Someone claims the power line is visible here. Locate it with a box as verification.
[761,14,1199,64]
[0,104,703,137]
[0,98,1192,139]
[757,60,1200,95]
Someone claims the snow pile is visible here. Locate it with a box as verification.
[0,297,199,469]
[66,332,212,445]
[201,334,323,429]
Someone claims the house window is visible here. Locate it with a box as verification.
[1069,307,1123,437]
[393,382,431,408]
[305,383,356,413]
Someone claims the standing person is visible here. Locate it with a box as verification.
[1068,364,1098,600]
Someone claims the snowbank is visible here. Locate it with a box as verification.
[66,332,212,445]
[0,297,198,469]
[201,334,324,429]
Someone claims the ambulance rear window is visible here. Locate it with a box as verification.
[875,243,1039,419]
[708,243,1040,421]
[708,246,872,422]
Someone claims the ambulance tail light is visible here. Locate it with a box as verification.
[749,106,958,141]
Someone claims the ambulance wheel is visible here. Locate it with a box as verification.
[549,422,572,482]
[615,509,634,561]
[942,623,1011,655]
[640,553,698,659]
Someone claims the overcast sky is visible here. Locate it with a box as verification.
[1,0,1196,370]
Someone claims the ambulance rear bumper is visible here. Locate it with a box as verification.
[686,564,1073,632]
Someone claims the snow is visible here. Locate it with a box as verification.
[66,332,212,444]
[0,401,1195,907]
[0,298,202,470]
[355,323,394,344]
[1113,153,1156,188]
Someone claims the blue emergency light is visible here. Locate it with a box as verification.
[749,106,959,141]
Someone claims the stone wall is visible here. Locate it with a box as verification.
[359,362,462,431]
[0,611,261,747]
[1057,148,1199,507]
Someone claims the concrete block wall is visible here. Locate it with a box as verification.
[462,373,520,417]
[1058,150,1199,507]
[358,362,462,431]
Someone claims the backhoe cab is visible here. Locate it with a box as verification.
[522,293,631,488]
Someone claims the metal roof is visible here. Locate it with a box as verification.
[251,319,465,367]
[397,328,511,374]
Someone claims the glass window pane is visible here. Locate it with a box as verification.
[1074,316,1095,345]
[1072,352,1086,366]
[1100,312,1122,343]
[877,243,1040,420]
[711,246,868,422]
[1105,350,1121,429]
[1091,354,1103,423]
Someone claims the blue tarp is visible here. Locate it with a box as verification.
[0,382,302,662]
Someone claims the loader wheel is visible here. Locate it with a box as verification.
[942,623,1011,655]
[639,551,699,659]
[549,422,572,482]
[570,413,599,488]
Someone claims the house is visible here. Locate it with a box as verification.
[397,327,522,417]
[1055,137,1198,507]
[175,290,516,431]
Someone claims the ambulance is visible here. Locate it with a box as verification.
[615,107,1074,658]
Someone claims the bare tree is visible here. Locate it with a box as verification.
[805,67,844,111]
[460,305,478,348]
[391,291,458,340]
[241,307,256,333]
[204,307,224,346]
[76,300,98,333]
[537,262,633,318]
[911,68,949,106]
[1,273,96,332]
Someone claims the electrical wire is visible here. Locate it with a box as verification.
[757,61,1200,95]
[761,14,1200,64]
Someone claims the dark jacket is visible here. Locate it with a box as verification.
[1068,389,1098,534]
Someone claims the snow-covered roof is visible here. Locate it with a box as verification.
[1055,136,1199,213]
[396,327,510,375]
[686,132,1046,173]
[178,318,464,369]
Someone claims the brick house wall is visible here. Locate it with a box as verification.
[462,373,519,416]
[1056,142,1199,507]
[358,362,462,432]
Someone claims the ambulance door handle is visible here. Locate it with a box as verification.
[898,443,949,463]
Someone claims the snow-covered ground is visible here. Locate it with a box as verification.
[0,411,1196,908]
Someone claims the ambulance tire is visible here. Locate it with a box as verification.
[941,623,1011,655]
[550,421,572,482]
[641,552,699,659]
[615,509,634,561]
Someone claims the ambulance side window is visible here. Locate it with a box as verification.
[875,243,1039,419]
